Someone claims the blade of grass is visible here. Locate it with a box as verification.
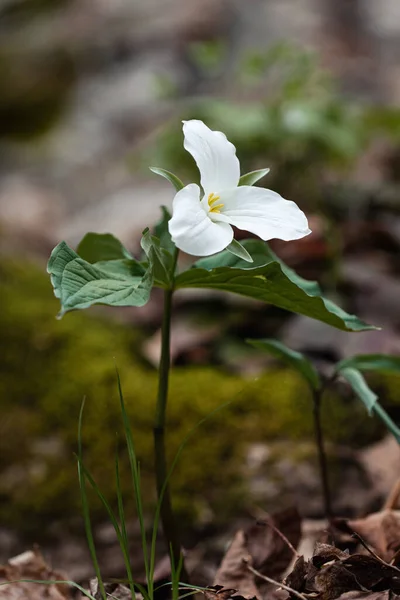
[170,546,183,600]
[115,449,138,599]
[154,583,207,593]
[115,449,129,551]
[78,399,107,600]
[116,368,150,582]
[178,591,204,600]
[77,457,147,599]
[0,579,97,600]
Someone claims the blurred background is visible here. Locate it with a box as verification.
[1,0,400,583]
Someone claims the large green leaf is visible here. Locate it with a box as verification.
[193,240,321,295]
[337,354,400,374]
[340,367,400,443]
[247,338,320,390]
[93,259,145,278]
[47,241,153,317]
[238,168,270,186]
[175,241,374,332]
[76,233,133,263]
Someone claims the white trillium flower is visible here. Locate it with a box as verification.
[168,120,311,257]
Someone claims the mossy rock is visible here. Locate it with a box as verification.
[0,258,386,535]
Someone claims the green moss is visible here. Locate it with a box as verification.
[0,258,384,534]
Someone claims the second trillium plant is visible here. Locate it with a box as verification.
[47,119,375,572]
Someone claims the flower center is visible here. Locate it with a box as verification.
[207,192,224,214]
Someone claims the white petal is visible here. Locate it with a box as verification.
[220,186,311,241]
[182,120,240,195]
[168,183,233,256]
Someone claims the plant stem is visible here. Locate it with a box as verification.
[153,250,188,579]
[312,388,333,520]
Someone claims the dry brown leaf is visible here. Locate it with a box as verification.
[213,531,260,600]
[204,585,255,600]
[312,543,350,568]
[335,592,400,600]
[245,508,301,579]
[286,539,400,600]
[0,548,71,600]
[89,578,138,599]
[311,561,367,600]
[340,555,394,590]
[347,510,400,562]
[284,555,306,597]
[213,510,301,600]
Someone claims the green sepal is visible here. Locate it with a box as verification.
[149,167,185,192]
[238,168,270,186]
[247,338,320,390]
[226,239,253,263]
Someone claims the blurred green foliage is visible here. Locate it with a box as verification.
[0,258,386,534]
[148,43,400,210]
[0,48,75,140]
[0,0,70,20]
[0,0,74,140]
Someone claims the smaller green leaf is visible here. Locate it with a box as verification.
[141,228,173,288]
[340,368,377,414]
[76,233,133,263]
[150,167,185,192]
[226,239,253,263]
[154,206,175,255]
[340,367,400,444]
[337,354,400,375]
[238,168,270,187]
[47,241,153,316]
[247,338,320,390]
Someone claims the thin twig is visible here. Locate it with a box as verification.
[265,519,301,559]
[351,533,400,575]
[390,546,400,567]
[244,560,307,600]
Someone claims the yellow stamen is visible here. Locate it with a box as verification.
[207,192,224,214]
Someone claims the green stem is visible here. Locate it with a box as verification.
[153,249,188,578]
[312,388,333,520]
